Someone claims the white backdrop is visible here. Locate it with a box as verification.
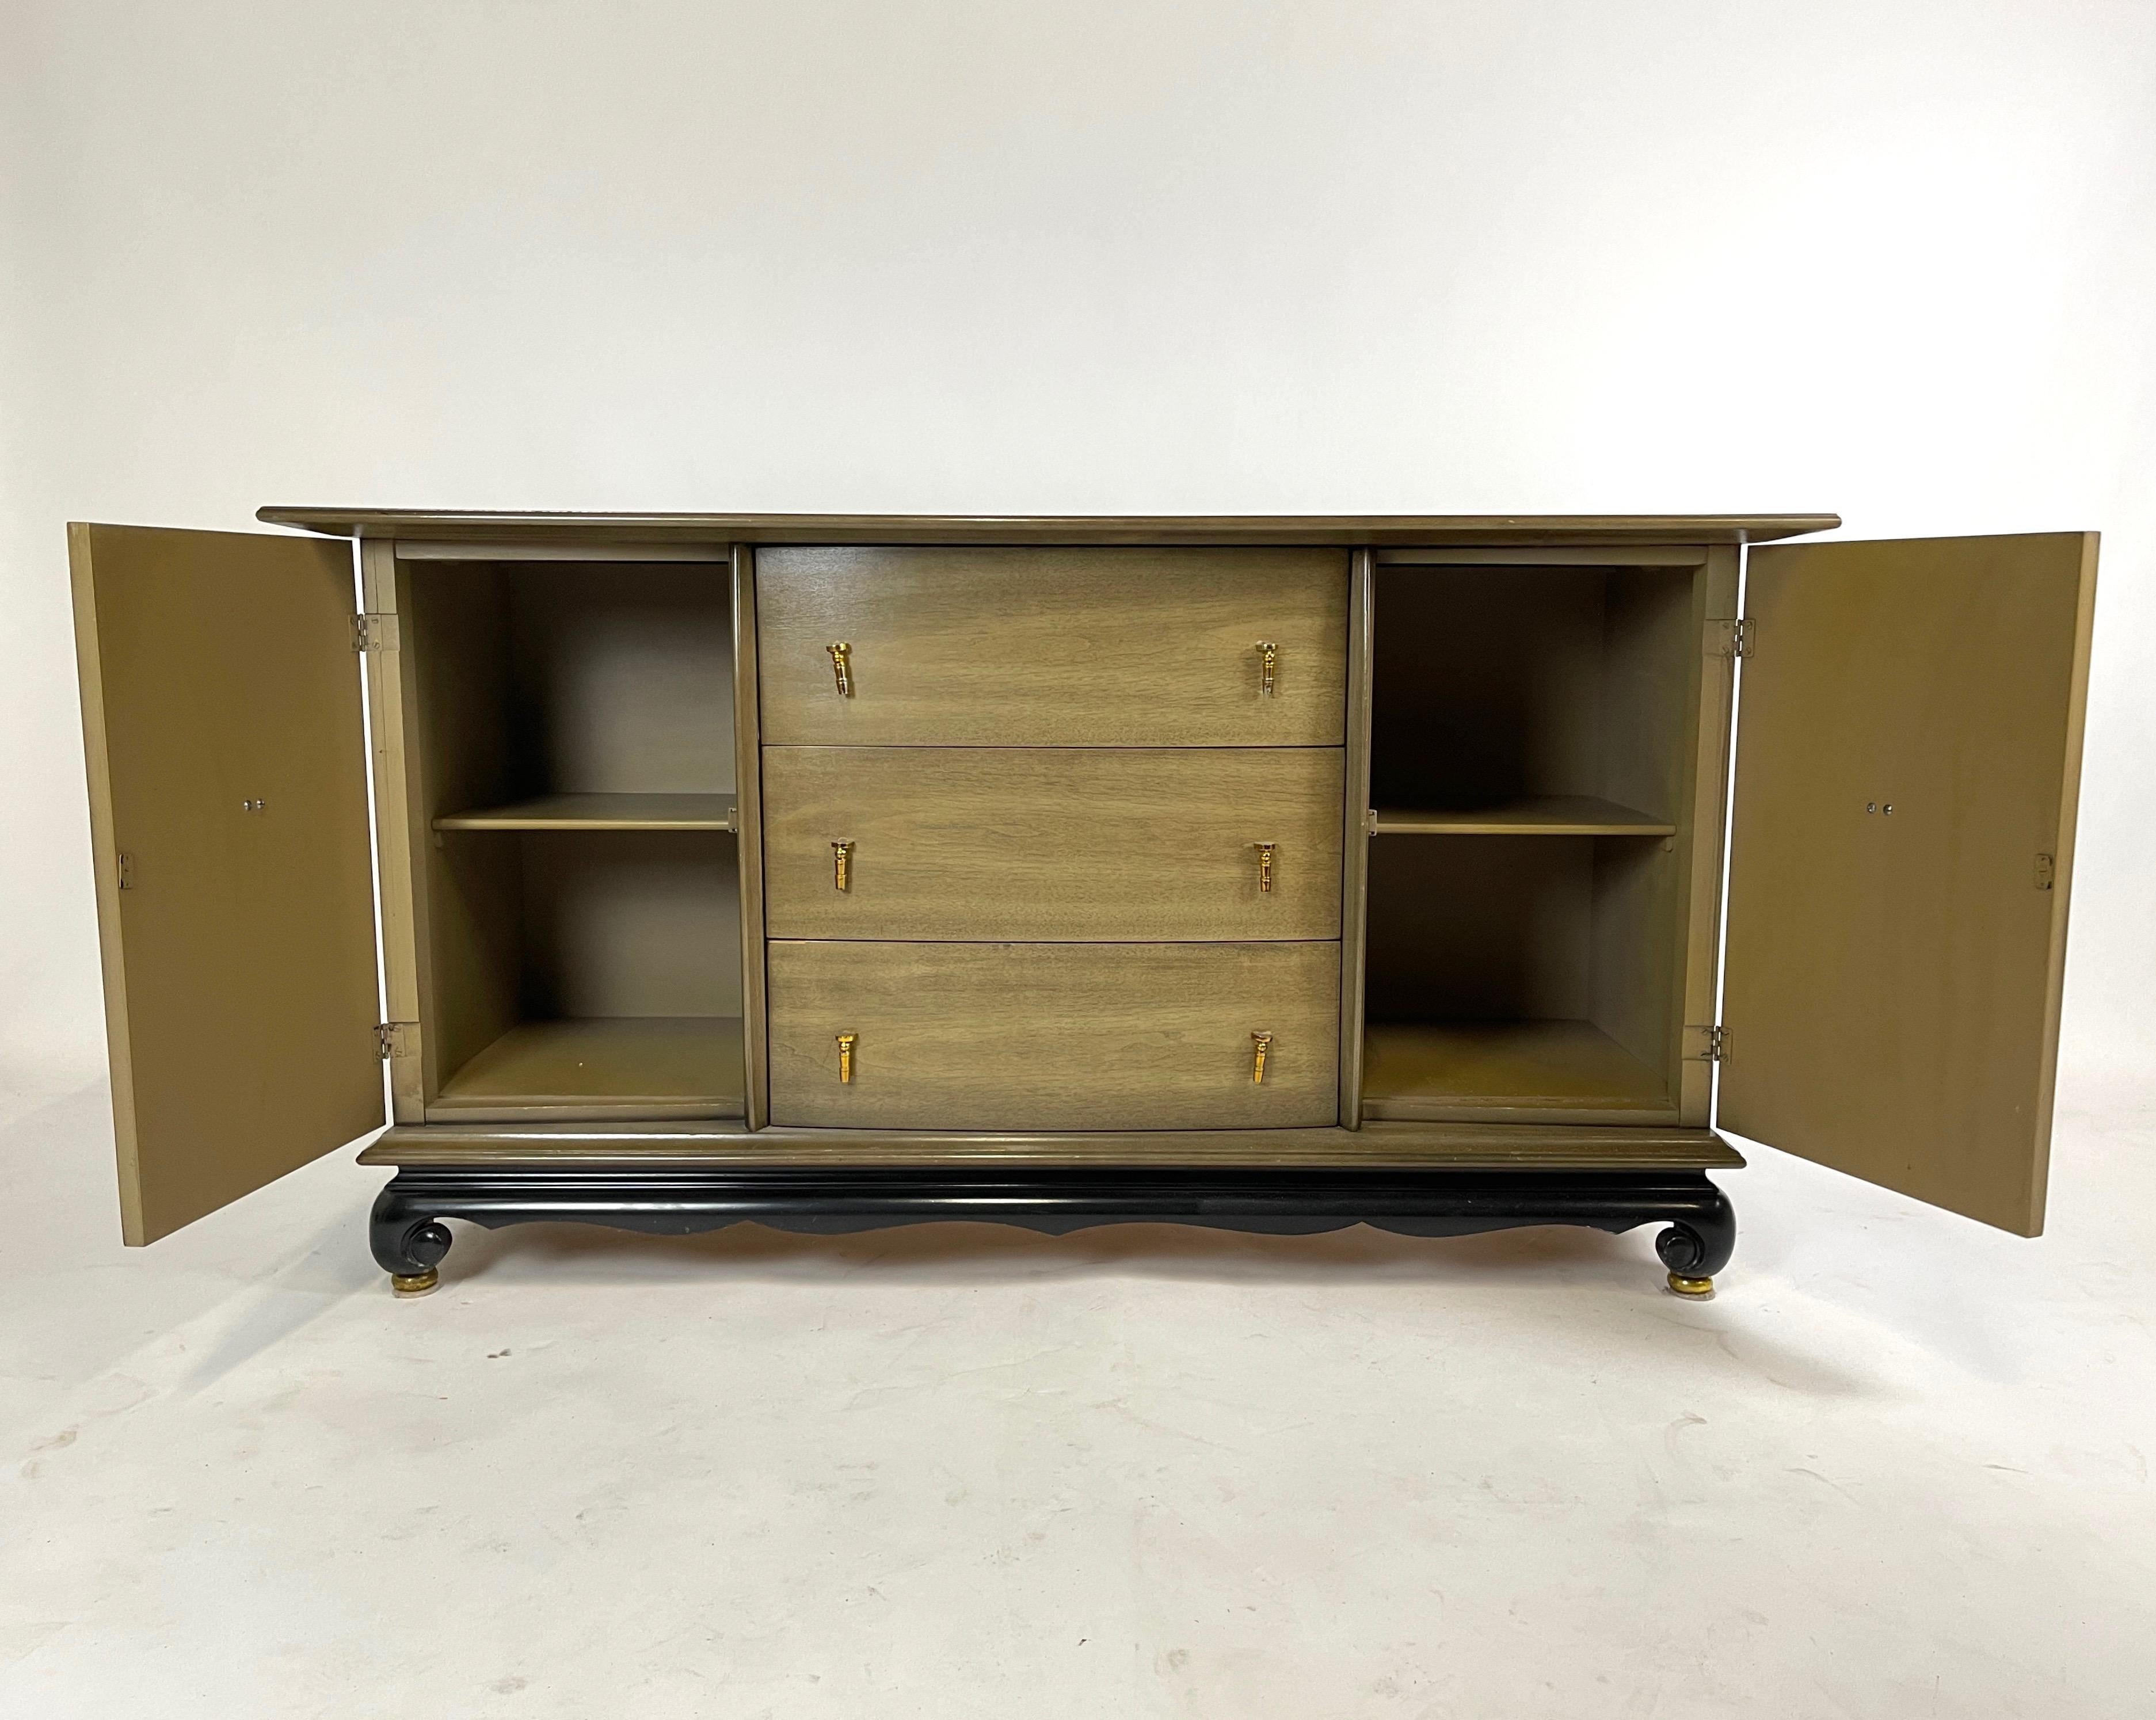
[3,0,2151,1098]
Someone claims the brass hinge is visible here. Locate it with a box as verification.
[352,613,400,653]
[116,851,135,890]
[1684,1023,1728,1062]
[1708,618,1753,659]
[375,1021,417,1061]
[2035,852,2056,891]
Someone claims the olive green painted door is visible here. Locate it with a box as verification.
[71,524,385,1244]
[1720,532,2098,1235]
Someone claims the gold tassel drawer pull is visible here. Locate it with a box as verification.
[1251,1031,1273,1084]
[1255,640,1278,696]
[827,641,854,696]
[832,840,854,891]
[1252,841,1275,894]
[836,1033,858,1084]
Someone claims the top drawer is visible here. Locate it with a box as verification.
[756,546,1349,746]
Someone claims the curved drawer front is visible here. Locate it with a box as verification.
[756,546,1349,746]
[763,746,1344,941]
[767,940,1340,1130]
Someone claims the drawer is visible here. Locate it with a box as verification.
[763,746,1344,941]
[767,940,1341,1130]
[756,546,1348,746]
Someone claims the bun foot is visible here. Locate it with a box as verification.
[1666,1271,1715,1299]
[391,1268,440,1298]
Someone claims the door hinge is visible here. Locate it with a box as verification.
[375,1021,417,1061]
[116,851,135,890]
[352,613,400,653]
[2035,852,2056,891]
[1708,618,1753,659]
[1685,1024,1728,1062]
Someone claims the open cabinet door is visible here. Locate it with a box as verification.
[1720,532,2097,1235]
[71,525,384,1244]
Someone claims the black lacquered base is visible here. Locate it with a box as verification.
[368,1165,1736,1292]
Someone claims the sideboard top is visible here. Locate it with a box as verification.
[257,507,1839,548]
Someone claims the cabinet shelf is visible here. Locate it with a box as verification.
[1361,1020,1675,1124]
[1370,796,1674,837]
[432,1017,746,1120]
[433,792,737,833]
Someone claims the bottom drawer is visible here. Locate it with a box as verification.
[767,941,1340,1130]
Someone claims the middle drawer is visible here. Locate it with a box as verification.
[762,746,1345,941]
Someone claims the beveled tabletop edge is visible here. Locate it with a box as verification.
[259,506,1840,547]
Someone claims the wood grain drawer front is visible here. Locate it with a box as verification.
[767,941,1340,1130]
[757,546,1349,746]
[763,746,1344,941]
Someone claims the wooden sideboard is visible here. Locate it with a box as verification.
[67,512,2098,1297]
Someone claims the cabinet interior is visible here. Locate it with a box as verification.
[389,549,1707,1131]
[1362,561,1700,1123]
[405,560,744,1118]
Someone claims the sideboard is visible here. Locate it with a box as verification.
[67,511,2097,1296]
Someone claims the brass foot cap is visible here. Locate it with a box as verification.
[391,1268,440,1298]
[1666,1272,1715,1299]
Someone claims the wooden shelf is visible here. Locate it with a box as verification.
[1360,1020,1676,1124]
[433,792,737,833]
[432,1017,746,1120]
[1370,796,1674,837]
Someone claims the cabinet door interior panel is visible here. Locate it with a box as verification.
[1721,532,2098,1236]
[69,524,385,1244]
[756,546,1349,746]
[763,746,1344,941]
[767,940,1341,1130]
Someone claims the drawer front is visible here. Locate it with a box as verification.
[767,940,1340,1130]
[757,546,1349,746]
[763,746,1344,941]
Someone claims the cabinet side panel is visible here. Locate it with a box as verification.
[1339,551,1374,1126]
[1586,562,1700,1096]
[361,543,425,1120]
[734,547,770,1128]
[1677,547,1739,1126]
[405,560,523,1101]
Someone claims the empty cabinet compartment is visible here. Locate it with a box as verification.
[401,558,745,1115]
[1370,559,1698,830]
[1360,835,1681,1122]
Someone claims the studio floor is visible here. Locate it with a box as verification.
[1,1076,2151,1719]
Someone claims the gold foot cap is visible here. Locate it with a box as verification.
[1666,1272,1715,1299]
[391,1268,440,1298]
